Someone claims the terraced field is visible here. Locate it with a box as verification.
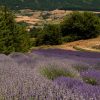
[0,49,100,100]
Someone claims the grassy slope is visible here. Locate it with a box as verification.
[0,0,100,11]
[30,37,100,53]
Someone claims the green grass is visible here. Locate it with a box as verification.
[92,45,100,50]
[73,46,100,52]
[40,67,74,80]
[83,77,98,85]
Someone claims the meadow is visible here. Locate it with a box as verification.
[0,49,100,100]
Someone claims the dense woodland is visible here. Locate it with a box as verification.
[0,0,100,11]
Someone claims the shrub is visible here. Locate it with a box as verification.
[62,35,79,42]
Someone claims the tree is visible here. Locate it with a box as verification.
[0,6,30,54]
[36,24,62,46]
[61,11,100,40]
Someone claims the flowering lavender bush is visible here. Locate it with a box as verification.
[40,66,75,80]
[54,77,84,89]
[9,52,40,69]
[81,70,100,85]
[38,59,81,80]
[54,77,100,100]
[72,64,91,72]
[73,84,100,100]
[93,63,100,70]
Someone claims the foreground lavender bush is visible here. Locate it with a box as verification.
[72,64,91,72]
[81,70,100,85]
[73,84,100,100]
[54,77,84,89]
[94,63,100,70]
[38,59,81,80]
[9,52,40,69]
[54,77,100,100]
[40,66,75,80]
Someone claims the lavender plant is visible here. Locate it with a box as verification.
[54,77,84,89]
[73,84,100,100]
[38,59,81,80]
[81,70,100,85]
[72,64,91,72]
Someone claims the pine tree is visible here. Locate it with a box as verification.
[0,6,30,54]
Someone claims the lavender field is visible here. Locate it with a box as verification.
[0,49,100,100]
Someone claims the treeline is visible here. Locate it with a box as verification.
[0,6,31,54]
[0,0,100,11]
[30,11,100,46]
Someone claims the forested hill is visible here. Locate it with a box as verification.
[0,0,100,11]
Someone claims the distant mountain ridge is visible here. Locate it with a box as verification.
[0,0,100,11]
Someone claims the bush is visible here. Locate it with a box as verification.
[36,24,62,46]
[61,11,100,39]
[62,35,79,42]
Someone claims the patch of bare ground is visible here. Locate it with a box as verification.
[56,37,100,52]
[15,15,41,24]
[15,9,100,31]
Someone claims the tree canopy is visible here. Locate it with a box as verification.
[61,12,100,39]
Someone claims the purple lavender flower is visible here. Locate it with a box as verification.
[54,77,84,89]
[73,84,100,100]
[81,70,100,85]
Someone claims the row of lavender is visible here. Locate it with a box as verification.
[0,49,100,100]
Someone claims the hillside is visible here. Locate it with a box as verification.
[30,37,100,52]
[0,0,100,11]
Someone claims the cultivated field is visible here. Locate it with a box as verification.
[15,9,100,30]
[0,49,100,99]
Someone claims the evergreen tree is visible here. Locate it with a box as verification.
[0,6,30,54]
